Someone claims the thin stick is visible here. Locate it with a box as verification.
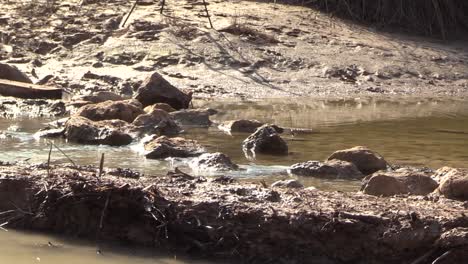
[47,142,53,176]
[48,140,77,167]
[160,0,166,14]
[96,191,111,253]
[202,0,214,29]
[98,153,105,178]
[122,0,139,27]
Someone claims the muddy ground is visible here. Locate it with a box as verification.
[1,0,468,101]
[0,162,467,263]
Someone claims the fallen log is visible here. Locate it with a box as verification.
[0,79,62,99]
[0,163,467,263]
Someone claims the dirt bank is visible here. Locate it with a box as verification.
[1,0,468,100]
[0,162,467,263]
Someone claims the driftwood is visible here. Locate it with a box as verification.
[0,79,62,99]
[0,163,467,263]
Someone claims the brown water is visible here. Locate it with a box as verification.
[0,230,212,264]
[0,96,468,263]
[0,97,467,192]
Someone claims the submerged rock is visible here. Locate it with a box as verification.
[0,63,32,83]
[64,116,133,146]
[219,119,264,134]
[132,109,181,136]
[134,72,192,109]
[76,100,145,123]
[190,152,239,171]
[289,159,363,179]
[170,109,213,127]
[271,179,304,189]
[143,135,205,159]
[144,103,176,113]
[243,125,288,157]
[327,146,388,175]
[361,168,438,197]
[434,167,468,200]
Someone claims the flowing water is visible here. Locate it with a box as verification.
[1,96,468,263]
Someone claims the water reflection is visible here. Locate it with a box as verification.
[0,96,467,192]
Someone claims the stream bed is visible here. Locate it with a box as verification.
[0,96,468,263]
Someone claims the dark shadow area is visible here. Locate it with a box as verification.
[255,0,468,40]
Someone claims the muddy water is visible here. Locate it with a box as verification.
[0,97,468,192]
[0,230,212,264]
[0,96,467,264]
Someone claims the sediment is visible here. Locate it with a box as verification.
[0,162,467,263]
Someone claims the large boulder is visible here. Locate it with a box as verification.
[361,168,438,197]
[0,63,32,83]
[75,100,145,123]
[289,159,363,179]
[189,152,239,171]
[327,146,388,175]
[169,109,213,127]
[242,125,288,157]
[144,103,176,113]
[132,109,181,136]
[434,167,468,200]
[134,72,192,109]
[143,135,205,159]
[64,116,133,146]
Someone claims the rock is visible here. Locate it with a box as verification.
[434,167,468,200]
[75,91,124,104]
[144,103,176,113]
[134,72,192,109]
[327,146,388,175]
[169,109,212,127]
[34,127,65,138]
[76,100,144,123]
[242,125,288,157]
[190,152,239,171]
[436,228,468,248]
[143,135,205,159]
[219,119,264,133]
[132,109,181,136]
[0,63,32,83]
[271,179,304,189]
[64,116,133,146]
[289,159,363,179]
[361,168,438,197]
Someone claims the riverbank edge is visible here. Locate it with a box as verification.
[0,163,467,263]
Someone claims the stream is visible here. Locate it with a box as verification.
[0,96,468,263]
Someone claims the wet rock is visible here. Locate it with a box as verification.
[34,41,59,55]
[132,109,181,136]
[103,52,145,66]
[103,15,123,31]
[76,100,144,123]
[361,168,438,197]
[134,72,192,109]
[242,125,288,157]
[35,127,65,138]
[434,167,468,200]
[144,103,176,113]
[74,91,124,104]
[219,119,264,133]
[190,152,239,171]
[143,135,205,159]
[327,146,388,175]
[169,109,213,127]
[271,179,304,189]
[289,159,363,179]
[0,63,32,83]
[64,116,133,146]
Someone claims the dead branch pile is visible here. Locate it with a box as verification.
[306,0,468,38]
[0,162,467,263]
